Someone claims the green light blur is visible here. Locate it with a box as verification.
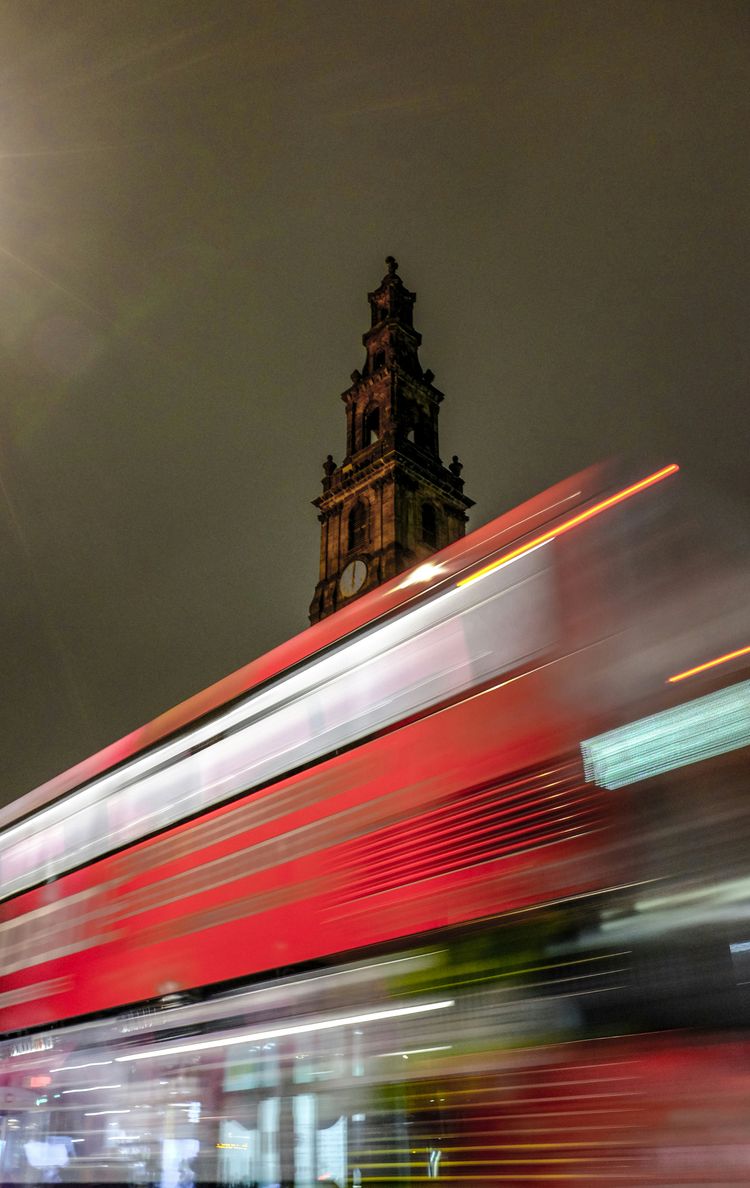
[582,681,750,790]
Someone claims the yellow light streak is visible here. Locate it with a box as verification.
[667,644,750,683]
[458,464,679,588]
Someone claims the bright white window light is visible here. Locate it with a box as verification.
[397,562,447,589]
[581,680,750,790]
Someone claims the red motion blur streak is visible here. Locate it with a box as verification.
[667,644,750,684]
[0,673,612,1033]
[458,463,680,588]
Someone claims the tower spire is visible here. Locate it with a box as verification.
[309,258,472,623]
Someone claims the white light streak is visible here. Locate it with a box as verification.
[376,1045,453,1057]
[459,539,551,587]
[115,998,454,1063]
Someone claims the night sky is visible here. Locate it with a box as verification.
[1,1,748,806]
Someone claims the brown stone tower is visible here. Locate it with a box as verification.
[309,257,473,623]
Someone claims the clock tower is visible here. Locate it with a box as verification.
[309,257,473,623]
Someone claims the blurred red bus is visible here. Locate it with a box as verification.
[1,459,749,1186]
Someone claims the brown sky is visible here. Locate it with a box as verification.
[1,0,749,804]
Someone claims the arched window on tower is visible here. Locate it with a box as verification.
[415,418,432,451]
[421,502,437,549]
[373,349,385,371]
[348,501,368,552]
[363,407,380,446]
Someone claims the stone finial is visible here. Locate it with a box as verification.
[322,454,337,489]
[449,455,463,478]
[350,369,361,383]
[423,368,435,385]
[385,255,398,276]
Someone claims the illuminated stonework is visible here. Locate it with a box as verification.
[309,257,473,623]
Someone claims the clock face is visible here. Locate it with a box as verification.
[339,559,368,598]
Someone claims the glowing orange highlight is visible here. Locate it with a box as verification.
[667,645,750,684]
[458,463,680,587]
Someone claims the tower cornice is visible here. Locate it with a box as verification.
[341,364,444,406]
[313,447,473,514]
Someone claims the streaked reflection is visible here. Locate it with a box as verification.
[4,911,750,1185]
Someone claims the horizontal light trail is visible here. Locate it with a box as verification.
[376,1045,453,1057]
[115,997,454,1063]
[458,463,679,588]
